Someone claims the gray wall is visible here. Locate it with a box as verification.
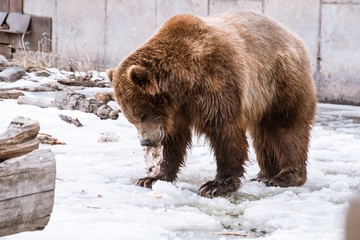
[23,0,360,105]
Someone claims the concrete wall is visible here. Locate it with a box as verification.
[23,0,360,105]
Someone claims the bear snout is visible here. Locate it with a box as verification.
[140,139,152,147]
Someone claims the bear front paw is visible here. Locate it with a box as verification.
[135,177,159,188]
[199,176,241,197]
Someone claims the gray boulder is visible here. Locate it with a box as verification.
[0,67,27,82]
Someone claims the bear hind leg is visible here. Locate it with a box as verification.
[252,123,310,187]
[251,142,279,183]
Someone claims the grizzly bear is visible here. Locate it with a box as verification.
[107,11,317,196]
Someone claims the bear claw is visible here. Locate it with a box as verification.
[199,177,241,197]
[252,170,306,187]
[135,177,159,188]
[251,174,270,183]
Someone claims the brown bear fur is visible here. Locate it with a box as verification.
[108,11,317,196]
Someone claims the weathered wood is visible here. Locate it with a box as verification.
[58,77,110,88]
[58,114,83,127]
[0,85,56,92]
[0,116,40,161]
[43,82,75,92]
[0,116,39,145]
[0,138,39,162]
[17,96,55,108]
[0,90,24,99]
[0,149,56,237]
[37,133,66,145]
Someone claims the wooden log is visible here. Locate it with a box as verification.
[0,149,56,237]
[0,116,40,161]
[0,90,24,99]
[43,82,75,92]
[57,77,110,88]
[0,86,56,92]
[17,96,55,108]
[0,138,39,162]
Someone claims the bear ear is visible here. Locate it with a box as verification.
[106,68,114,83]
[128,65,160,95]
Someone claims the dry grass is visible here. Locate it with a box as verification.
[9,34,105,73]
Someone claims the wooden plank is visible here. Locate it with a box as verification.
[0,0,9,12]
[0,44,11,59]
[0,32,10,44]
[25,16,52,52]
[9,0,23,13]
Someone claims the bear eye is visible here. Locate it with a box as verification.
[140,114,148,122]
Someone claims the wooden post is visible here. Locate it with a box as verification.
[0,148,56,237]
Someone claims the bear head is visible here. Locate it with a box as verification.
[107,64,177,147]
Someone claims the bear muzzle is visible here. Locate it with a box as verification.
[139,127,164,147]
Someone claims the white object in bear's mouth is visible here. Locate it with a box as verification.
[143,145,163,177]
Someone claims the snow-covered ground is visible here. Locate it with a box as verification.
[1,70,359,240]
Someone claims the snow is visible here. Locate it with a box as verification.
[0,70,359,240]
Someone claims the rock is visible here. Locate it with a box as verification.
[0,91,25,100]
[94,92,111,104]
[0,67,27,82]
[54,91,120,120]
[0,55,8,67]
[108,110,119,120]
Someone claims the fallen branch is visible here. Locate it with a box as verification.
[214,232,256,237]
[0,86,56,92]
[43,82,75,92]
[58,114,83,127]
[37,133,66,145]
[58,77,110,88]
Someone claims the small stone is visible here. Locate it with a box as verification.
[94,92,111,104]
[109,110,120,120]
[96,105,112,119]
[0,67,27,82]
